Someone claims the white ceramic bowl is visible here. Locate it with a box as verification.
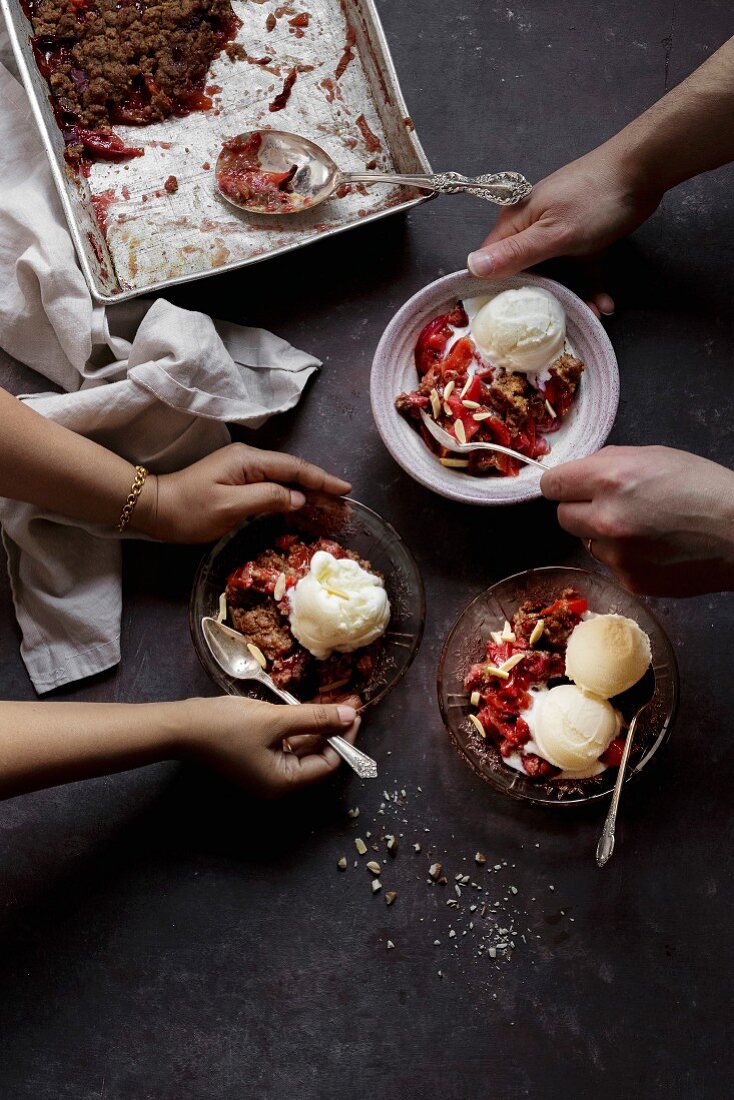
[370,270,620,506]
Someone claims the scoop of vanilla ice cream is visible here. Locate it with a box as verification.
[471,287,566,373]
[565,614,651,699]
[288,551,390,660]
[533,684,620,773]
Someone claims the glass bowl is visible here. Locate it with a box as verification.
[437,566,679,807]
[190,496,425,710]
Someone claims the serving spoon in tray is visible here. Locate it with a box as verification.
[216,129,533,215]
[201,617,378,779]
[419,409,548,470]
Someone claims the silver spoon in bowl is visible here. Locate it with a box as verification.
[201,617,378,779]
[419,409,548,470]
[596,666,656,867]
[215,129,533,215]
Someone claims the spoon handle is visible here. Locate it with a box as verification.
[342,170,532,206]
[596,712,641,867]
[260,675,378,779]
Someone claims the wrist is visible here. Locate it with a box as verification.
[163,698,204,759]
[593,131,665,207]
[130,471,161,539]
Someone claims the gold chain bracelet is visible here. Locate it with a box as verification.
[116,465,149,533]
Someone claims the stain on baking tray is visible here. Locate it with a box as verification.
[269,65,299,111]
[20,0,240,171]
[334,22,356,79]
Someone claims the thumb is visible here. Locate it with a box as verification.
[237,482,307,516]
[467,223,565,279]
[270,702,358,743]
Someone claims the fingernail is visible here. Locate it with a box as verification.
[289,490,306,509]
[337,705,357,724]
[601,308,614,317]
[467,250,493,277]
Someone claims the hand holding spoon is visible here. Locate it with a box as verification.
[201,617,378,779]
[216,129,533,215]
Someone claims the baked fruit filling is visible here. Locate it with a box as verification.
[463,590,633,781]
[223,534,388,704]
[396,297,584,477]
[21,0,240,167]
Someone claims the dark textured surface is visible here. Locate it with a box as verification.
[1,2,733,1097]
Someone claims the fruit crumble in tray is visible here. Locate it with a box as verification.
[6,0,430,298]
[20,0,241,169]
[396,292,584,477]
[461,590,653,796]
[221,533,390,704]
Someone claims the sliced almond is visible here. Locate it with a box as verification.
[366,860,382,875]
[371,879,382,894]
[386,836,398,856]
[347,807,360,819]
[337,857,347,871]
[439,458,469,468]
[462,399,481,409]
[529,618,545,646]
[430,389,441,419]
[500,652,525,673]
[500,620,516,642]
[459,374,474,399]
[443,402,453,417]
[386,939,395,949]
[355,837,367,856]
[468,713,486,738]
[454,419,467,445]
[485,665,510,680]
[428,862,442,881]
[490,630,504,645]
[473,411,494,422]
[544,398,557,419]
[475,852,487,865]
[246,642,267,669]
[470,690,481,707]
[273,572,287,602]
[385,891,397,906]
[443,379,455,400]
[215,591,227,624]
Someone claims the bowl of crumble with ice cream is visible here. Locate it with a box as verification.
[370,270,620,506]
[190,495,425,710]
[438,566,678,806]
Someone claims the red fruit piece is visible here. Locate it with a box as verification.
[414,304,468,375]
[441,335,476,376]
[460,374,485,405]
[446,393,480,442]
[522,752,556,778]
[600,737,626,767]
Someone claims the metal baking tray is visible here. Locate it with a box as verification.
[2,0,432,303]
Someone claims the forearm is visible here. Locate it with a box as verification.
[0,699,192,799]
[605,36,734,194]
[0,388,157,534]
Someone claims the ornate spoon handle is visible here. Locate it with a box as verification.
[596,712,641,866]
[260,675,378,779]
[343,170,532,205]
